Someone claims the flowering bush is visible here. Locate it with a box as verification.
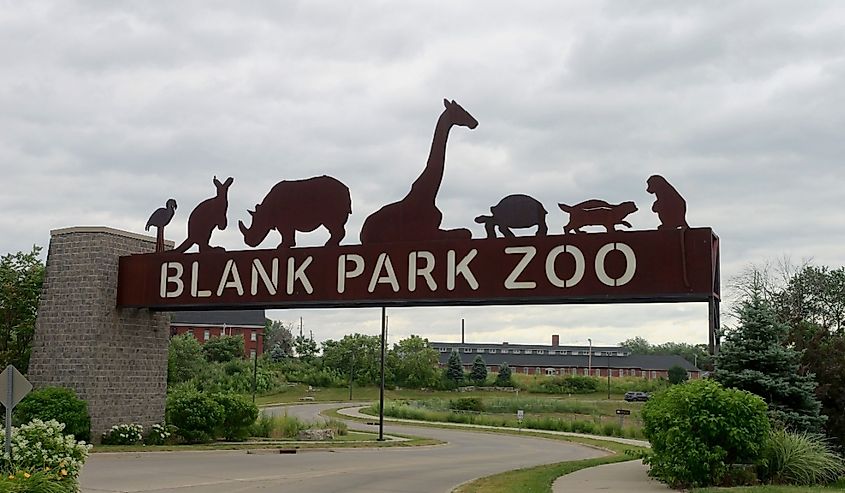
[145,423,172,446]
[101,423,144,445]
[1,419,91,480]
[0,469,78,492]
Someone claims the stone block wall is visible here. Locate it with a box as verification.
[29,227,171,441]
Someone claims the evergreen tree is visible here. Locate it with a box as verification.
[445,350,464,385]
[667,365,689,385]
[714,292,825,432]
[470,355,487,385]
[495,363,513,386]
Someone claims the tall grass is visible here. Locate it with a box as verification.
[763,429,845,486]
[250,413,348,439]
[373,401,643,439]
[409,397,600,416]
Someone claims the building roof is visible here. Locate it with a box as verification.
[170,309,266,328]
[430,341,628,354]
[438,352,699,371]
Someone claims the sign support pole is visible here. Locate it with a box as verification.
[378,307,386,441]
[5,369,13,461]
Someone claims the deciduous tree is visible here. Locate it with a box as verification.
[392,335,439,388]
[202,335,244,363]
[0,246,44,372]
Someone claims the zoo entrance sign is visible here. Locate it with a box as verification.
[117,98,720,313]
[118,229,718,309]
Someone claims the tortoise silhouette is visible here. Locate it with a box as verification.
[475,194,548,238]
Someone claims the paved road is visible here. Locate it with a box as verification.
[80,402,604,493]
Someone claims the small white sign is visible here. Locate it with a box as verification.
[517,409,524,421]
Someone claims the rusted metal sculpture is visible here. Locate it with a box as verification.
[174,176,233,253]
[360,99,477,244]
[475,194,548,238]
[646,175,688,229]
[145,199,177,253]
[559,200,638,234]
[239,175,351,248]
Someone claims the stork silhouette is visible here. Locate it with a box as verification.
[146,198,177,253]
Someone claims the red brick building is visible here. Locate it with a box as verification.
[170,310,266,358]
[432,335,701,379]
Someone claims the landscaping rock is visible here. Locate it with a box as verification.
[297,429,335,441]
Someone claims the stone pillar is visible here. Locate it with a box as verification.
[29,227,171,441]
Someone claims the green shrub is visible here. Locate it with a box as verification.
[3,419,91,479]
[286,367,346,388]
[530,375,599,394]
[211,393,258,441]
[449,397,484,412]
[144,423,173,445]
[101,423,144,445]
[249,413,274,438]
[202,335,244,363]
[13,387,90,442]
[0,469,78,492]
[642,379,770,488]
[608,376,670,394]
[267,414,308,439]
[166,389,224,443]
[762,429,845,485]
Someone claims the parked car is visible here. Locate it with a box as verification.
[624,391,649,402]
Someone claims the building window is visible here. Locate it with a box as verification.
[536,350,545,354]
[250,349,256,359]
[545,368,555,375]
[651,371,657,379]
[251,331,257,342]
[463,348,471,353]
[513,349,521,354]
[489,349,497,354]
[203,330,210,341]
[523,367,529,374]
[536,367,541,374]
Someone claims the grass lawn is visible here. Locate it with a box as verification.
[452,436,642,493]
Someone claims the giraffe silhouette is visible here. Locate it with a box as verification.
[360,99,478,244]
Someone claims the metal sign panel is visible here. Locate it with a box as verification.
[0,366,32,409]
[117,228,718,310]
[615,409,632,416]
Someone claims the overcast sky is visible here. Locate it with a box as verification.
[3,2,844,348]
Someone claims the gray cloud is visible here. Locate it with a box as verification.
[3,1,844,347]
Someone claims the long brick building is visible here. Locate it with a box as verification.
[431,335,700,379]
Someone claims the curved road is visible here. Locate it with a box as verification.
[80,403,604,493]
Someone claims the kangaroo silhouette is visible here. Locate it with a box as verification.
[145,198,177,253]
[360,99,478,244]
[174,176,233,253]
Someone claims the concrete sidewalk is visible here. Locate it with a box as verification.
[553,460,670,492]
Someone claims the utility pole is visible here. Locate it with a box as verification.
[378,307,386,441]
[348,351,355,401]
